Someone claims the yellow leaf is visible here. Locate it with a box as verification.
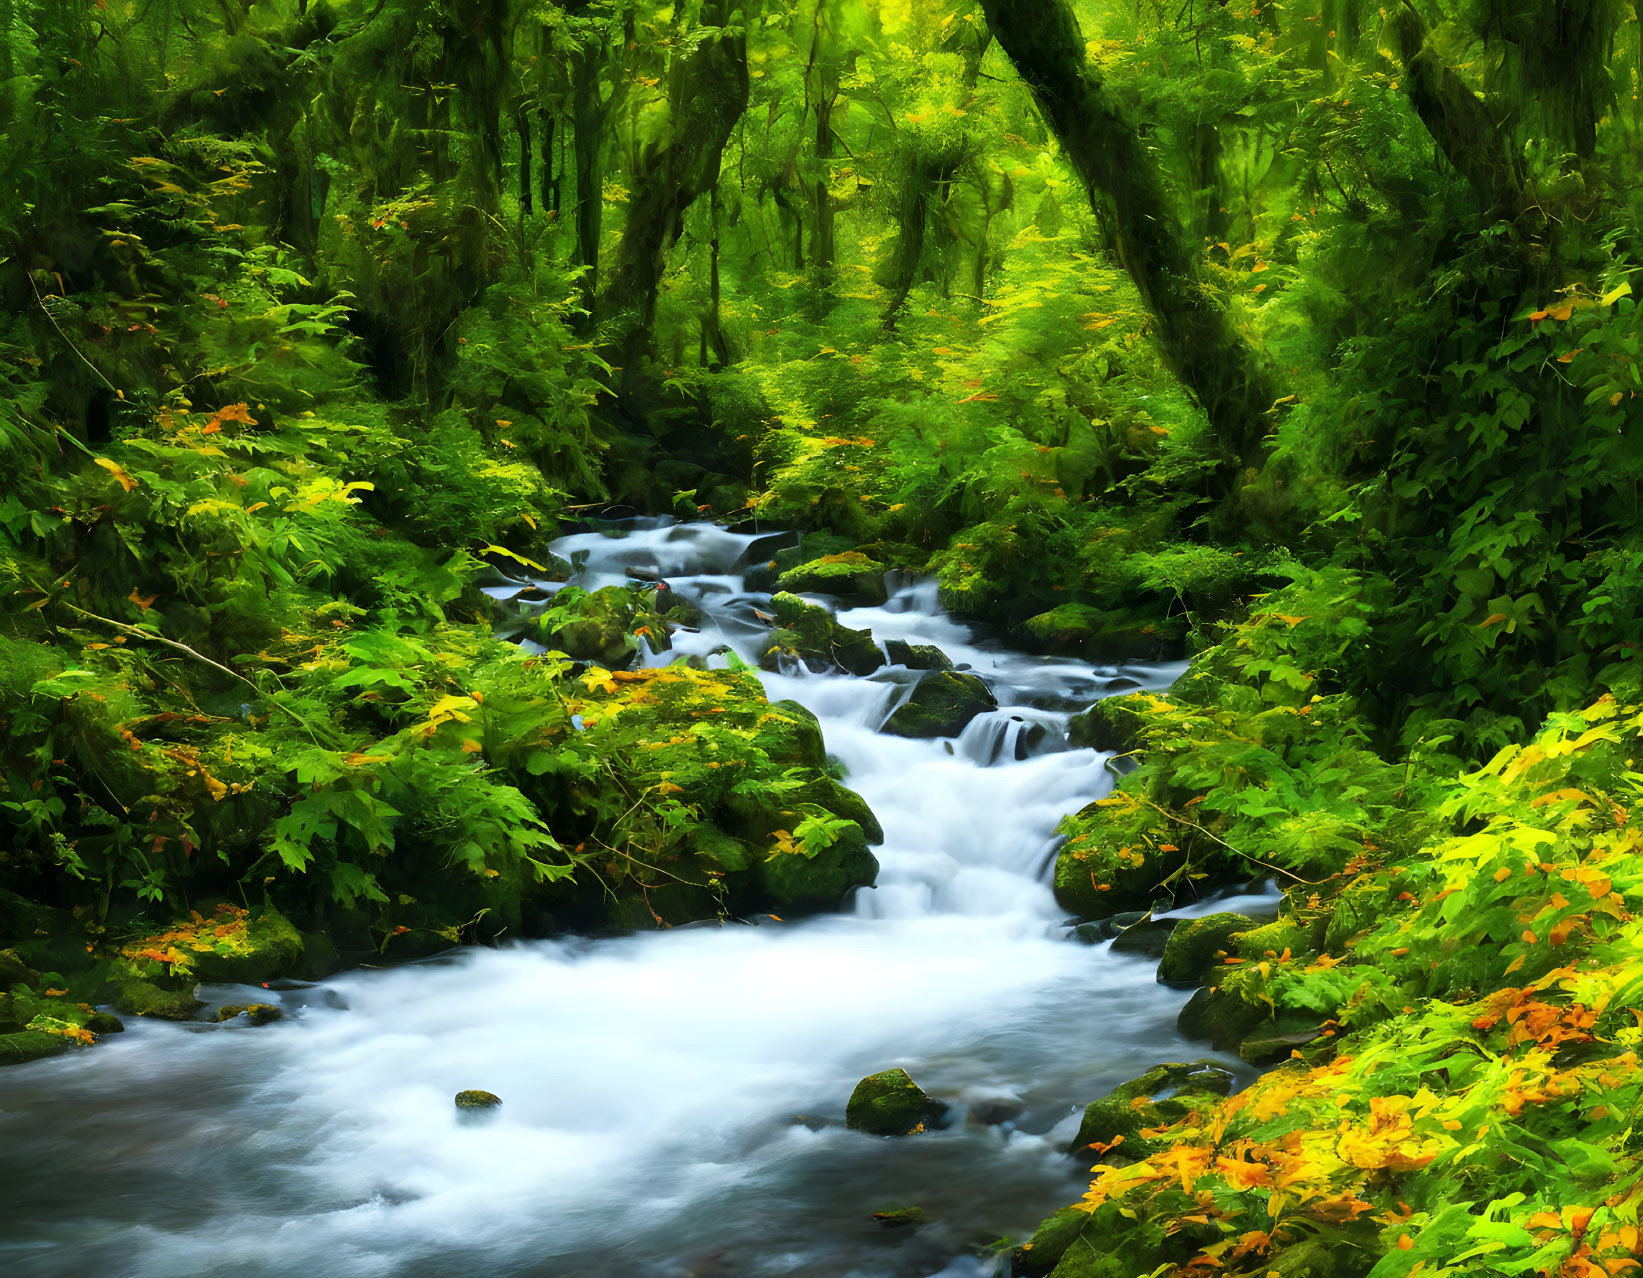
[483,544,549,573]
[95,458,139,492]
[425,694,474,723]
[1480,613,1509,628]
[460,739,483,754]
[1601,281,1632,307]
[580,667,618,696]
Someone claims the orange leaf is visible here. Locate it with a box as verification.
[128,587,157,613]
[1480,613,1510,628]
[1398,1234,1414,1251]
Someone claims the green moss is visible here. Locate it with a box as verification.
[1066,694,1149,753]
[883,640,954,671]
[845,1067,945,1135]
[755,806,878,909]
[455,1089,502,1109]
[760,593,885,676]
[882,671,996,738]
[1052,802,1189,918]
[113,979,202,1021]
[1070,1061,1236,1159]
[775,551,890,606]
[1157,912,1256,986]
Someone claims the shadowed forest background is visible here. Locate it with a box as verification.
[4,1,1643,1275]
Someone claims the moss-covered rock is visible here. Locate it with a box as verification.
[1012,1207,1098,1278]
[116,903,304,986]
[114,979,202,1020]
[776,551,889,606]
[215,1002,283,1025]
[756,806,879,909]
[846,1067,946,1135]
[455,1089,502,1109]
[1107,916,1178,959]
[1052,802,1188,918]
[1157,912,1257,986]
[1231,915,1315,962]
[547,585,669,669]
[1066,694,1150,753]
[1069,1061,1237,1160]
[882,671,997,738]
[1176,985,1267,1052]
[0,1029,73,1066]
[759,592,885,676]
[0,948,35,990]
[884,639,954,671]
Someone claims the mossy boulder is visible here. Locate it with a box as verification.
[1052,804,1189,918]
[1066,693,1150,753]
[0,1029,73,1066]
[1158,912,1257,987]
[846,1067,946,1135]
[882,671,996,739]
[884,639,954,671]
[1107,916,1178,959]
[743,532,855,592]
[114,979,202,1020]
[1013,1207,1100,1278]
[1232,916,1315,962]
[1176,985,1267,1052]
[1069,1061,1236,1160]
[115,903,304,987]
[455,1089,502,1109]
[215,1003,283,1025]
[547,584,668,669]
[1018,603,1182,663]
[776,551,889,607]
[755,806,879,909]
[759,592,884,676]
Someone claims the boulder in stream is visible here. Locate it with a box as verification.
[883,639,954,671]
[775,551,890,607]
[1156,912,1257,987]
[882,671,996,739]
[758,592,884,677]
[1069,1060,1236,1161]
[846,1067,947,1136]
[455,1089,502,1110]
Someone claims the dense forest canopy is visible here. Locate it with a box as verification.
[4,0,1643,1273]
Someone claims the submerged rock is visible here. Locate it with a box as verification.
[882,671,997,739]
[872,1205,928,1227]
[1157,912,1256,987]
[776,551,890,607]
[455,1089,502,1109]
[114,979,202,1021]
[215,1003,283,1025]
[846,1067,946,1136]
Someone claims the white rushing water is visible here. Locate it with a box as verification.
[0,519,1265,1278]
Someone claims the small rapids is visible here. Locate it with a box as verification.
[0,519,1267,1278]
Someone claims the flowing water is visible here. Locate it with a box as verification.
[0,519,1270,1278]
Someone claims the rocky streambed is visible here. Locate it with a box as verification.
[0,519,1274,1278]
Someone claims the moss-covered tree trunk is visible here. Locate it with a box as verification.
[597,2,749,372]
[978,0,1278,467]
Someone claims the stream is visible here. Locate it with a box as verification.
[0,519,1268,1278]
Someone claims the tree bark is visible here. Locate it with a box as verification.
[571,42,606,316]
[598,3,749,367]
[978,0,1277,465]
[1390,10,1525,221]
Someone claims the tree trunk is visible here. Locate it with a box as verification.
[572,42,606,316]
[517,105,533,221]
[1390,10,1525,220]
[597,2,749,369]
[978,0,1277,466]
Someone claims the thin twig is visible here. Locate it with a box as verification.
[62,602,317,736]
[1137,793,1324,885]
